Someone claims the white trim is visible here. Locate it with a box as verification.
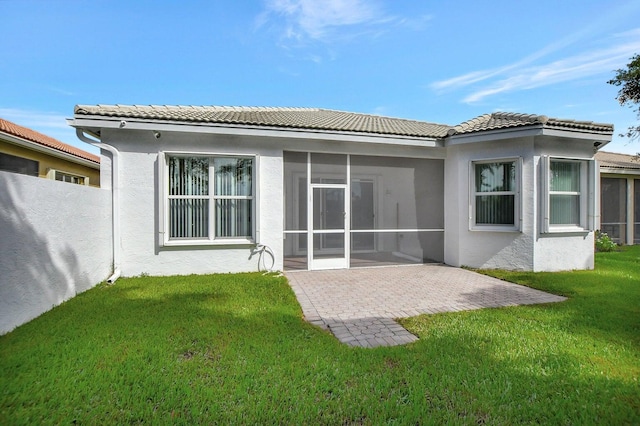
[541,156,596,234]
[45,168,90,185]
[469,157,522,232]
[70,117,442,148]
[588,159,598,231]
[161,238,255,247]
[306,152,312,267]
[254,154,261,245]
[312,229,345,234]
[309,183,348,270]
[346,154,351,268]
[285,228,444,233]
[350,228,444,233]
[160,152,257,246]
[541,155,550,233]
[158,152,166,247]
[448,126,611,146]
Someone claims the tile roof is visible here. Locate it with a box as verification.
[451,112,613,135]
[74,105,614,140]
[0,117,100,164]
[74,105,452,139]
[595,151,640,170]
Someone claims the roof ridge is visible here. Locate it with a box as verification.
[85,104,322,112]
[547,116,612,128]
[75,104,451,126]
[315,107,451,126]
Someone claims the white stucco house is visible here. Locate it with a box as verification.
[69,105,613,277]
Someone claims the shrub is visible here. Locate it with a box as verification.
[595,230,618,252]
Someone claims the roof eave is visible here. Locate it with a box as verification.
[446,125,544,145]
[447,124,612,146]
[0,130,100,169]
[600,167,640,175]
[70,115,445,148]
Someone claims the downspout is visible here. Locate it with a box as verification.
[76,129,121,283]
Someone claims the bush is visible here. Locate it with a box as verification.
[595,230,618,252]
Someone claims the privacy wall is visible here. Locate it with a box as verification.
[0,171,112,334]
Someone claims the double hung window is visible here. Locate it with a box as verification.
[471,159,520,230]
[541,156,596,233]
[549,160,581,226]
[165,155,254,244]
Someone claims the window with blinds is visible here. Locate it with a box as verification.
[167,156,253,241]
[540,156,595,233]
[549,160,580,225]
[471,160,519,230]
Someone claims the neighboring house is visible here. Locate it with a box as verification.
[0,117,100,186]
[69,105,613,275]
[596,151,640,245]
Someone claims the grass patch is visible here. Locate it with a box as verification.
[1,249,639,424]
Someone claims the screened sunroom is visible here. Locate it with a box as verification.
[283,151,444,270]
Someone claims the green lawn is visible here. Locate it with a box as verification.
[1,248,639,424]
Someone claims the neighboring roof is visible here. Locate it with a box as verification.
[452,112,613,135]
[74,104,452,139]
[0,117,100,164]
[595,151,640,170]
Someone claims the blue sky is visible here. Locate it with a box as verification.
[1,0,639,154]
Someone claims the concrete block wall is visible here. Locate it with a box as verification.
[0,171,113,334]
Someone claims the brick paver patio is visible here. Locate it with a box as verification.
[285,264,566,348]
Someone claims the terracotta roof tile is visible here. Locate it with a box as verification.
[0,118,99,164]
[74,105,452,139]
[595,151,640,169]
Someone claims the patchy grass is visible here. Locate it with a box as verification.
[1,248,639,424]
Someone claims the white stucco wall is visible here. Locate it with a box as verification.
[445,133,598,271]
[100,129,284,276]
[99,128,447,277]
[0,171,113,334]
[444,136,536,270]
[531,137,596,271]
[97,123,599,275]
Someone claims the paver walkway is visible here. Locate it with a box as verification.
[285,264,566,348]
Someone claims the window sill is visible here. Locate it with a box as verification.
[544,226,589,234]
[470,225,521,233]
[163,238,255,247]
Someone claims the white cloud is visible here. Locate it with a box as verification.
[260,0,428,45]
[263,0,382,41]
[431,28,640,104]
[0,108,70,129]
[462,40,640,103]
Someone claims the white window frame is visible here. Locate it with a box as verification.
[541,156,597,233]
[159,152,258,247]
[46,169,89,185]
[469,157,522,232]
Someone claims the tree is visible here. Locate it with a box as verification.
[608,54,640,142]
